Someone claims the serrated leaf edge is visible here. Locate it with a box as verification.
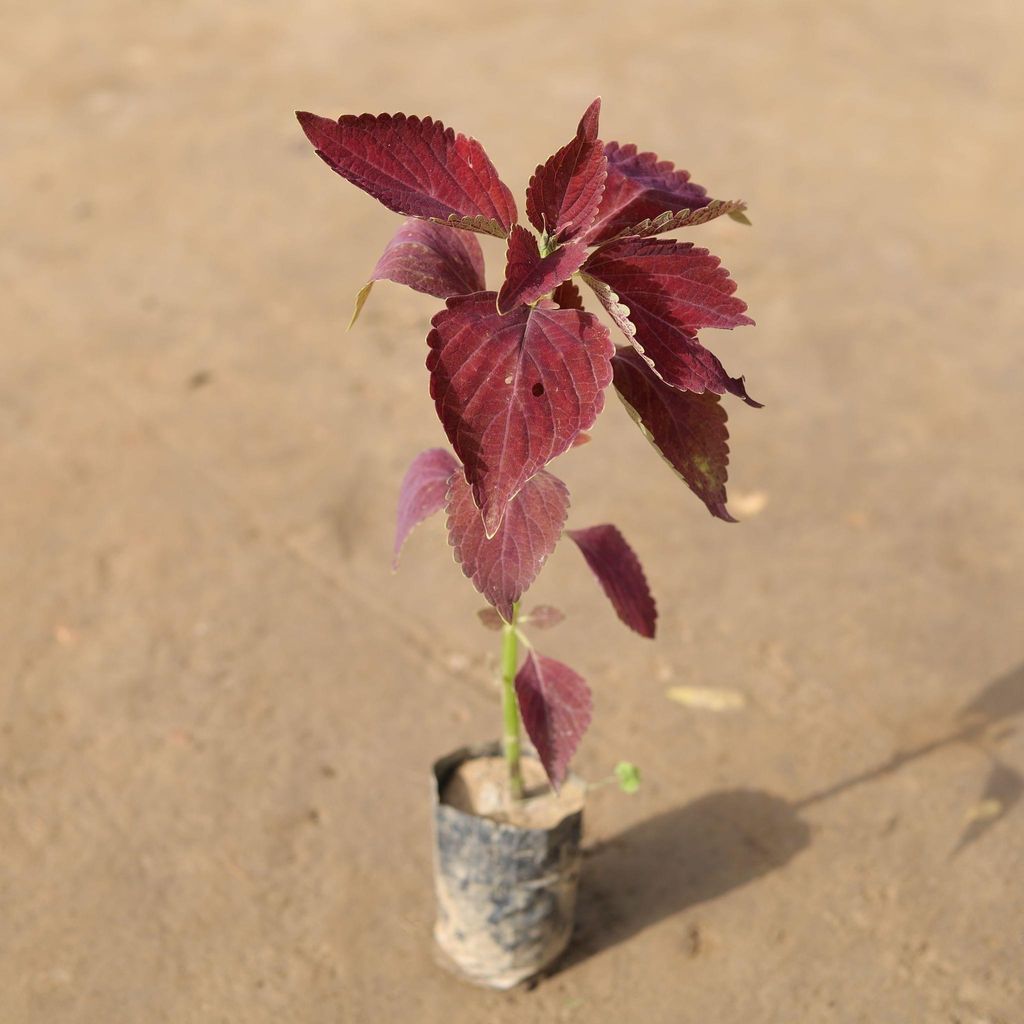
[599,199,750,243]
[431,213,509,238]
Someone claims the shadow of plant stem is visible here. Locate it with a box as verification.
[794,662,1024,852]
[563,662,1024,968]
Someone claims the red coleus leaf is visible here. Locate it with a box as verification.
[427,293,614,537]
[524,605,566,629]
[525,98,607,243]
[567,524,657,638]
[392,448,459,569]
[446,469,569,622]
[586,141,715,244]
[551,278,584,310]
[612,346,735,521]
[296,111,517,237]
[579,252,757,404]
[582,235,753,335]
[351,219,486,327]
[515,650,592,790]
[496,226,588,314]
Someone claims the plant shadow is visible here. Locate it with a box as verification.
[562,788,811,967]
[558,661,1024,971]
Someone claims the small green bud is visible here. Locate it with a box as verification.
[614,761,641,794]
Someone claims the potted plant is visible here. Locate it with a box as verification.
[295,98,757,988]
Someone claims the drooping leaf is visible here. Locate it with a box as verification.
[427,293,614,537]
[392,448,459,569]
[580,271,757,405]
[525,98,607,243]
[477,607,504,631]
[612,346,735,521]
[524,605,566,629]
[567,524,657,638]
[446,469,570,621]
[551,278,584,310]
[351,219,486,327]
[296,111,517,237]
[515,650,592,789]
[496,226,588,314]
[586,141,713,244]
[601,198,750,243]
[582,235,753,335]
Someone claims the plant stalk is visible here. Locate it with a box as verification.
[501,602,525,802]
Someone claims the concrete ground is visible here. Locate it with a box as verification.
[2,1,1022,1021]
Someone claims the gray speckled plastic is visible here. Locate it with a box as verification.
[431,743,584,989]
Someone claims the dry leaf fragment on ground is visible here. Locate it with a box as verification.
[666,686,747,711]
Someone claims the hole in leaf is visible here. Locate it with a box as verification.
[532,382,545,397]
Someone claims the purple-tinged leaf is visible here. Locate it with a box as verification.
[586,141,712,244]
[525,98,607,243]
[551,278,584,310]
[582,235,753,335]
[515,650,592,790]
[496,226,588,314]
[427,293,613,537]
[446,469,570,621]
[524,605,566,629]
[351,219,486,328]
[477,607,504,631]
[567,524,657,638]
[296,111,517,237]
[599,198,750,244]
[579,263,758,405]
[392,448,459,569]
[612,346,735,521]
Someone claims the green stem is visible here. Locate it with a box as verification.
[501,601,525,802]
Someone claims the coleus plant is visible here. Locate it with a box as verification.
[296,98,757,799]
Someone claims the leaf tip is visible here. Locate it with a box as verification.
[349,282,373,330]
[710,501,738,523]
[578,97,602,140]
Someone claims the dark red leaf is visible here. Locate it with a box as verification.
[551,279,584,310]
[525,98,607,243]
[612,347,735,521]
[579,253,757,404]
[515,650,592,789]
[477,608,504,631]
[296,111,517,237]
[392,448,460,568]
[582,235,753,335]
[496,226,588,314]
[427,293,614,537]
[567,524,657,638]
[351,219,486,327]
[586,141,713,244]
[524,605,566,629]
[446,469,570,622]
